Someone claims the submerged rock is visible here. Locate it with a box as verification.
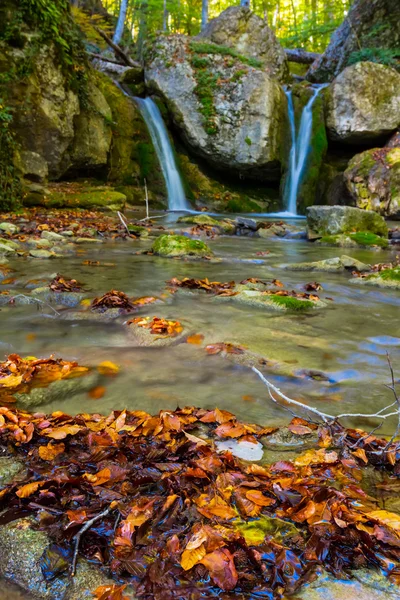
[14,372,101,409]
[220,289,326,311]
[196,6,288,81]
[306,205,388,239]
[325,62,400,144]
[352,267,400,290]
[318,232,389,249]
[151,234,212,258]
[282,255,370,273]
[145,36,287,182]
[344,146,400,218]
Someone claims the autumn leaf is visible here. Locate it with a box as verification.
[88,386,106,400]
[294,448,338,467]
[352,447,368,464]
[97,361,119,375]
[186,333,204,345]
[16,480,45,498]
[200,548,238,591]
[38,442,65,461]
[181,543,206,570]
[245,490,275,507]
[93,584,128,600]
[46,424,82,439]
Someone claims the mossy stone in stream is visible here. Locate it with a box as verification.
[352,267,400,290]
[281,255,370,272]
[177,214,236,233]
[319,232,389,248]
[268,294,315,311]
[25,188,126,211]
[151,234,212,258]
[222,289,325,311]
[128,225,149,238]
[14,371,100,409]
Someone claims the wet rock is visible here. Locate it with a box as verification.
[0,222,19,235]
[41,230,64,242]
[281,255,370,272]
[151,234,212,258]
[29,249,54,259]
[235,217,258,231]
[31,288,87,307]
[196,6,288,81]
[128,225,149,238]
[298,569,399,599]
[0,517,130,600]
[0,242,17,256]
[219,290,326,311]
[14,372,101,409]
[74,238,102,244]
[258,224,286,238]
[261,426,318,450]
[307,205,388,239]
[0,456,26,488]
[26,238,53,249]
[15,150,49,184]
[325,62,400,144]
[177,215,236,234]
[352,267,400,290]
[127,322,186,347]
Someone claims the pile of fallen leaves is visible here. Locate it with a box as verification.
[128,316,183,337]
[0,355,88,402]
[1,406,400,598]
[167,277,237,296]
[262,288,321,302]
[49,274,83,293]
[92,290,137,313]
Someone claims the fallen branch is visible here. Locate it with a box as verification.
[71,506,112,576]
[284,48,321,64]
[88,52,126,66]
[93,27,140,68]
[117,211,130,235]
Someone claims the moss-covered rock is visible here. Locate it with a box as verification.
[344,146,400,217]
[319,232,389,248]
[221,289,326,311]
[177,214,236,233]
[281,255,370,272]
[353,266,400,289]
[24,184,126,211]
[307,205,388,239]
[151,234,212,258]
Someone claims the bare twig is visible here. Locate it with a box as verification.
[88,52,126,66]
[117,211,130,235]
[382,353,400,453]
[71,507,112,576]
[93,27,139,67]
[144,178,149,220]
[11,295,60,317]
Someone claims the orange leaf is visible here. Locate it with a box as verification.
[187,334,204,345]
[352,447,368,464]
[16,480,45,498]
[245,490,275,507]
[88,386,106,400]
[93,584,128,600]
[97,361,119,375]
[46,424,82,439]
[38,442,65,461]
[181,543,206,571]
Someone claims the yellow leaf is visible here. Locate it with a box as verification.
[181,543,206,571]
[97,361,119,375]
[16,481,45,498]
[367,510,400,532]
[294,448,338,467]
[46,424,82,439]
[351,448,368,464]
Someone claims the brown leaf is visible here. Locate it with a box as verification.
[200,548,238,591]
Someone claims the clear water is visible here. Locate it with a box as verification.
[134,97,190,212]
[284,87,325,215]
[0,216,399,437]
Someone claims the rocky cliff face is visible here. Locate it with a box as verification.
[145,36,288,182]
[308,0,400,83]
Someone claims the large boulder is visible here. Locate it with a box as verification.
[145,36,288,182]
[325,62,400,144]
[306,205,388,239]
[196,6,288,82]
[308,0,400,83]
[344,145,400,217]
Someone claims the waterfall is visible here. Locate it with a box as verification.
[284,86,325,215]
[135,97,190,212]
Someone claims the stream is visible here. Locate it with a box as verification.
[1,213,399,436]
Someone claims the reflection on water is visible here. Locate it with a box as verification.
[0,221,399,438]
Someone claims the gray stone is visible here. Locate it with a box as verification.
[41,230,64,242]
[14,372,100,409]
[326,62,400,144]
[282,255,370,273]
[15,150,48,183]
[145,35,287,181]
[29,249,54,259]
[306,205,388,239]
[196,6,288,81]
[235,217,258,230]
[0,222,19,235]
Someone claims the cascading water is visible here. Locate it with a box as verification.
[284,85,325,215]
[135,97,190,212]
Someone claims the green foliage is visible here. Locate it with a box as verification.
[376,268,400,282]
[190,41,263,69]
[347,47,400,71]
[0,102,21,211]
[231,69,247,83]
[189,54,219,135]
[245,137,252,146]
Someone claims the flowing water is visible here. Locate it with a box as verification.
[1,215,399,435]
[284,86,325,215]
[134,97,190,212]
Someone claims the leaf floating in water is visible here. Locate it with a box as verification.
[49,274,83,293]
[186,333,204,345]
[128,316,183,337]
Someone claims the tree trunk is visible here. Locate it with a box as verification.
[201,0,208,31]
[285,48,321,64]
[163,0,168,31]
[112,0,128,46]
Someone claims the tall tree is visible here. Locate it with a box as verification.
[112,0,128,45]
[201,0,208,31]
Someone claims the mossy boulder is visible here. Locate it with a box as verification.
[145,35,288,182]
[177,214,236,233]
[221,289,326,311]
[24,185,126,210]
[344,146,400,217]
[325,62,400,144]
[319,232,389,249]
[151,234,212,258]
[307,205,388,239]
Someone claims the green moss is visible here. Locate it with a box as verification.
[377,267,400,281]
[189,62,219,135]
[189,41,263,69]
[226,196,261,213]
[177,214,219,226]
[349,232,389,248]
[245,137,252,146]
[348,47,400,72]
[0,102,21,210]
[151,234,212,258]
[231,69,247,83]
[24,187,126,210]
[269,295,315,311]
